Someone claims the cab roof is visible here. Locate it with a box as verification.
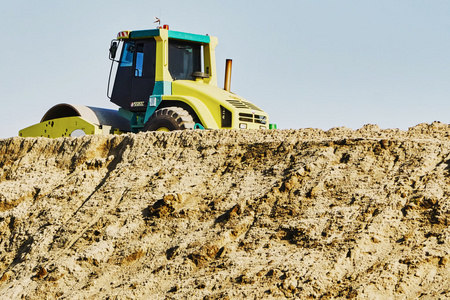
[117,29,211,43]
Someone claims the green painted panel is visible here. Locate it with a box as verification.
[168,30,210,43]
[129,29,160,39]
[129,29,210,43]
[152,81,172,96]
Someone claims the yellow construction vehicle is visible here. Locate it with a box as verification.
[19,25,271,138]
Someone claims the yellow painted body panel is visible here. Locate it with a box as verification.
[162,95,219,129]
[171,80,269,129]
[19,117,107,138]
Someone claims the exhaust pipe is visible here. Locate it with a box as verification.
[224,59,232,92]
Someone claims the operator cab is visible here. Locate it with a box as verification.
[108,29,208,112]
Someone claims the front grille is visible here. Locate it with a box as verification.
[242,101,263,112]
[226,99,248,109]
[226,99,263,112]
[239,113,267,124]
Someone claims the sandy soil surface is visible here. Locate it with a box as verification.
[1,123,450,299]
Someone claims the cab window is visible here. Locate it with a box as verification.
[135,44,144,77]
[119,42,134,67]
[169,40,201,80]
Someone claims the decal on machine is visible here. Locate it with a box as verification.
[131,101,145,108]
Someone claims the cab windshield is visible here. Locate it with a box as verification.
[119,42,134,67]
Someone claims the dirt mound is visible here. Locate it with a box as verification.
[1,123,450,299]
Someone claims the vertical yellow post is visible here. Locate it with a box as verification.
[204,36,218,86]
[154,29,173,82]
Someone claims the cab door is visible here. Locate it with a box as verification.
[130,40,156,111]
[110,39,156,112]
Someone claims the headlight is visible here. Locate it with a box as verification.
[239,123,247,129]
[149,97,157,106]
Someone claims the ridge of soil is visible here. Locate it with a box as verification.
[1,123,450,299]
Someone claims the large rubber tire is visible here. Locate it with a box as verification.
[143,106,195,131]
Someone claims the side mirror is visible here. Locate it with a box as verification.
[109,41,118,59]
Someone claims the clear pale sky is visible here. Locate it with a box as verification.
[1,0,449,138]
